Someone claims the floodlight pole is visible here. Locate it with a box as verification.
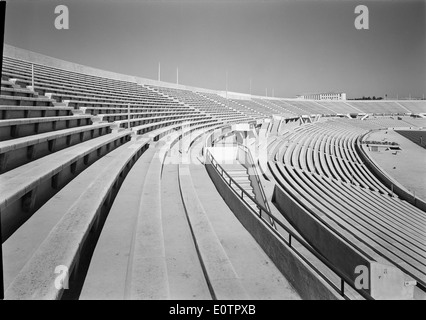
[158,62,161,82]
[128,104,131,130]
[31,63,34,89]
[226,71,228,100]
[177,67,179,85]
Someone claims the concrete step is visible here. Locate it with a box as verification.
[0,105,73,120]
[0,115,93,141]
[0,94,54,107]
[126,147,168,299]
[0,123,111,174]
[231,174,251,181]
[179,164,249,299]
[79,146,155,300]
[0,131,131,241]
[4,138,149,299]
[188,164,300,299]
[159,163,211,299]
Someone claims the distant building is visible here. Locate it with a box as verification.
[297,92,346,100]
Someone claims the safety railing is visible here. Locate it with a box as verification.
[235,143,275,228]
[205,147,374,300]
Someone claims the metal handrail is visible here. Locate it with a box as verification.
[204,129,271,214]
[206,150,270,216]
[206,147,373,300]
[236,144,272,211]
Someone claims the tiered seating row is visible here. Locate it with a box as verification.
[345,101,410,114]
[397,101,426,114]
[4,137,150,299]
[268,118,426,288]
[149,86,253,124]
[200,92,263,119]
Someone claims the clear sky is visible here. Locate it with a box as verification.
[3,0,426,99]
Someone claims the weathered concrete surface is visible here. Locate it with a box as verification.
[179,164,249,300]
[127,149,169,300]
[161,161,211,299]
[79,147,156,300]
[190,163,301,300]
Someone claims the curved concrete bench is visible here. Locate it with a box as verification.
[398,101,426,114]
[1,80,15,88]
[0,86,38,98]
[324,175,426,239]
[273,162,424,288]
[93,110,198,123]
[79,146,156,299]
[268,162,417,299]
[0,94,54,107]
[4,138,149,300]
[93,126,219,300]
[80,106,189,116]
[40,85,172,103]
[64,99,180,109]
[178,164,249,299]
[289,122,390,194]
[46,91,178,105]
[301,171,426,273]
[160,153,215,299]
[0,123,111,173]
[125,145,169,299]
[0,131,131,241]
[94,126,217,300]
[2,73,159,102]
[317,101,360,114]
[131,116,215,137]
[0,78,175,103]
[272,162,384,264]
[3,69,172,105]
[2,68,142,96]
[0,105,73,120]
[0,115,93,141]
[306,129,322,173]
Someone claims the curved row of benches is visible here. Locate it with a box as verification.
[2,118,224,299]
[274,121,391,194]
[1,52,252,299]
[268,118,426,289]
[2,46,425,300]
